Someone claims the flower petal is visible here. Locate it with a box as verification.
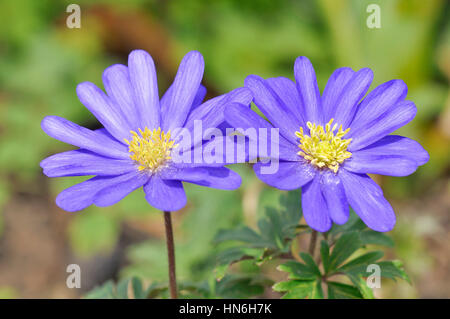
[180,87,252,151]
[245,74,302,144]
[265,77,306,128]
[161,84,207,114]
[294,56,322,124]
[102,64,139,130]
[162,51,204,131]
[41,116,129,159]
[348,100,417,151]
[93,172,149,207]
[128,50,160,130]
[41,149,135,177]
[56,173,137,212]
[76,82,131,141]
[191,84,207,110]
[161,166,241,190]
[350,79,407,131]
[322,67,355,119]
[339,170,396,232]
[254,161,316,191]
[224,102,301,161]
[319,172,349,225]
[144,177,187,211]
[329,68,373,129]
[302,176,332,232]
[344,135,429,176]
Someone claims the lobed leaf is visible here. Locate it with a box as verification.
[327,281,363,299]
[329,232,361,270]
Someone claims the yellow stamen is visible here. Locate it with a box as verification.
[295,119,352,173]
[124,127,178,172]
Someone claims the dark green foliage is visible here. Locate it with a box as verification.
[213,190,303,278]
[84,190,410,299]
[275,211,410,299]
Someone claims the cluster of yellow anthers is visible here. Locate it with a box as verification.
[295,118,352,173]
[125,127,178,172]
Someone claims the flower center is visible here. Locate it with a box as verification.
[295,119,352,173]
[125,127,177,172]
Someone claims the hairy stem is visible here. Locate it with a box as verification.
[308,230,318,257]
[164,211,177,299]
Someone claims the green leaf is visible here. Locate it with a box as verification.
[277,260,319,281]
[214,246,265,280]
[299,252,322,276]
[273,280,314,299]
[116,278,131,299]
[214,227,263,245]
[377,260,411,283]
[144,282,168,299]
[338,251,384,272]
[348,274,375,299]
[329,232,361,270]
[320,240,331,274]
[360,230,395,247]
[84,281,116,299]
[212,189,303,278]
[330,211,365,234]
[131,277,145,299]
[273,279,323,299]
[215,275,265,298]
[310,280,324,299]
[327,281,363,299]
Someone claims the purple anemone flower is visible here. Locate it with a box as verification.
[41,50,251,212]
[225,56,429,232]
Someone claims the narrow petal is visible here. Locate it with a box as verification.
[128,50,160,129]
[161,84,207,114]
[302,176,332,232]
[351,79,407,131]
[322,67,355,119]
[41,116,129,159]
[339,170,396,232]
[330,68,373,129]
[191,85,207,110]
[180,87,253,151]
[93,172,149,207]
[40,149,135,177]
[348,100,417,151]
[361,135,429,166]
[225,102,273,130]
[56,173,136,212]
[225,102,301,161]
[162,51,205,131]
[161,166,241,190]
[76,82,131,141]
[144,177,187,211]
[186,134,250,165]
[102,64,139,129]
[265,77,306,128]
[184,87,252,130]
[344,135,429,176]
[293,56,322,124]
[254,161,316,191]
[319,172,349,225]
[245,75,302,144]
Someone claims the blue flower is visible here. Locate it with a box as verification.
[41,50,251,212]
[226,56,429,232]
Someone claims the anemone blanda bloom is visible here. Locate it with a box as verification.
[41,50,251,212]
[226,56,429,232]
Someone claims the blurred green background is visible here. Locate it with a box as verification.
[0,0,448,298]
